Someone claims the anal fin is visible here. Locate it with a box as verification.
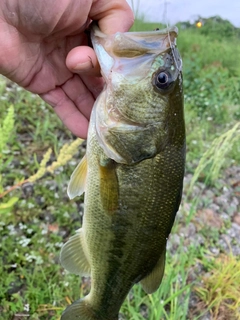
[61,297,118,320]
[60,228,91,276]
[140,248,166,294]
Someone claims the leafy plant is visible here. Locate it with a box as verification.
[0,138,83,200]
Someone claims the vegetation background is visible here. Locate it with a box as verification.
[0,16,240,320]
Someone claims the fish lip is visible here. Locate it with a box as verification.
[126,26,178,37]
[90,22,178,38]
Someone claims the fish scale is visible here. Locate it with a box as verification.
[60,24,185,320]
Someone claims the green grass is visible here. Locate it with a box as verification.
[195,254,240,319]
[0,19,240,320]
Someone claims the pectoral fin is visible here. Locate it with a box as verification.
[140,248,166,294]
[67,155,87,199]
[99,159,119,213]
[60,228,91,276]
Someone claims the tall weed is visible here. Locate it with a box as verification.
[0,106,19,213]
[189,122,240,190]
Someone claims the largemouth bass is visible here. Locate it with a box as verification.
[60,24,185,320]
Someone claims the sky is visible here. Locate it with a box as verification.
[126,0,240,27]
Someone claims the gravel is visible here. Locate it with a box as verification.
[170,165,240,256]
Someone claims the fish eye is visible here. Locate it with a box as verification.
[157,72,169,86]
[153,69,174,92]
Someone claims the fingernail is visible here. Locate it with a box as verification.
[74,60,94,72]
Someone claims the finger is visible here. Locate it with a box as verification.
[40,84,90,139]
[66,46,101,76]
[80,74,104,100]
[61,74,103,118]
[90,0,134,34]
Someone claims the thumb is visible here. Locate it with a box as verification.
[89,0,134,34]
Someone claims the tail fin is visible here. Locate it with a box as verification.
[61,298,118,320]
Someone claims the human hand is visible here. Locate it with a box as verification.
[0,0,133,138]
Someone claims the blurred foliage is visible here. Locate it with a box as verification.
[176,23,240,167]
[197,16,240,40]
[177,27,240,121]
[130,18,165,32]
[179,15,240,39]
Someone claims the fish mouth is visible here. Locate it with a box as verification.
[91,24,182,80]
[91,23,179,54]
[104,27,178,57]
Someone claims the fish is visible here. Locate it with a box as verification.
[60,23,185,320]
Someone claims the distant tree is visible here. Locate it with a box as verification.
[178,21,192,29]
[197,16,238,39]
[179,16,240,39]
